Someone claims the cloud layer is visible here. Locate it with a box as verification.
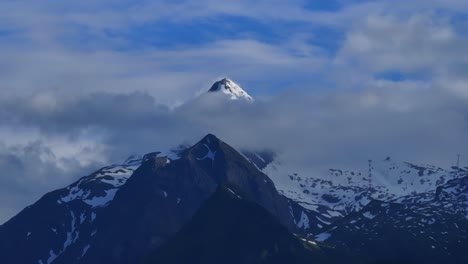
[1,0,468,223]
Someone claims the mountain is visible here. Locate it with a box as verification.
[0,78,465,264]
[0,157,145,264]
[0,134,317,264]
[258,155,462,226]
[146,185,364,264]
[208,78,253,101]
[313,175,468,264]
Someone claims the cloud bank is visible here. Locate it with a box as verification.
[1,0,468,223]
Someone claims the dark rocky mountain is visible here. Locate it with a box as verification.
[1,79,466,264]
[146,185,364,264]
[1,134,466,264]
[314,176,468,264]
[0,158,144,264]
[0,134,317,264]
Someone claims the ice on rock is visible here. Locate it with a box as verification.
[296,211,310,229]
[363,211,377,219]
[197,144,217,161]
[208,78,254,101]
[315,232,332,242]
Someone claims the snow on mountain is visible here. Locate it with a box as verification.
[208,78,253,101]
[260,156,461,221]
[0,135,319,264]
[59,163,139,208]
[0,149,184,264]
[58,149,183,209]
[313,176,468,263]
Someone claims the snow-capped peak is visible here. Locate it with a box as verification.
[208,78,253,101]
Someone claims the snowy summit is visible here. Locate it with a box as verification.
[208,78,253,101]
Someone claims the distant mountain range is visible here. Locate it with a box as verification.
[0,79,466,264]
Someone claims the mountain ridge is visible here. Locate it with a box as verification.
[0,134,316,264]
[146,184,364,264]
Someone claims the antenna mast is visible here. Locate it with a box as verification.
[456,154,462,178]
[368,159,373,195]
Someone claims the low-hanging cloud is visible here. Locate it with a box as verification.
[1,0,468,224]
[1,81,468,225]
[2,84,467,169]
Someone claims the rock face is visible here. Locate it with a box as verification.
[0,160,143,264]
[82,134,302,264]
[0,134,316,264]
[146,186,364,264]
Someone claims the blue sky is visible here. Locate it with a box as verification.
[2,0,432,101]
[0,0,465,102]
[1,0,468,223]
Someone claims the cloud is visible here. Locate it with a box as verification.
[0,0,468,224]
[0,140,105,222]
[337,13,464,72]
[2,84,467,170]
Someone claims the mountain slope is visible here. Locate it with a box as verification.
[260,156,462,225]
[147,185,363,264]
[80,134,313,263]
[0,159,145,264]
[208,78,253,101]
[0,134,317,264]
[314,176,468,264]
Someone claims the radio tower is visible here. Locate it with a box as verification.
[368,159,373,195]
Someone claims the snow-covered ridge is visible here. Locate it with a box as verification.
[262,156,462,220]
[59,163,140,208]
[33,150,184,263]
[208,78,253,101]
[313,176,468,250]
[59,150,182,208]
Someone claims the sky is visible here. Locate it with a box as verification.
[1,0,468,223]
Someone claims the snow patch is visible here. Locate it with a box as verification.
[363,211,377,219]
[41,211,80,264]
[83,189,118,208]
[46,250,57,264]
[297,211,310,229]
[227,188,242,199]
[197,144,217,161]
[80,213,86,224]
[254,152,266,163]
[315,232,332,242]
[81,245,91,257]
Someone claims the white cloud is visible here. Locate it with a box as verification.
[337,13,464,72]
[0,0,468,224]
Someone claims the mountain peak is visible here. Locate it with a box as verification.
[199,133,220,144]
[208,78,253,101]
